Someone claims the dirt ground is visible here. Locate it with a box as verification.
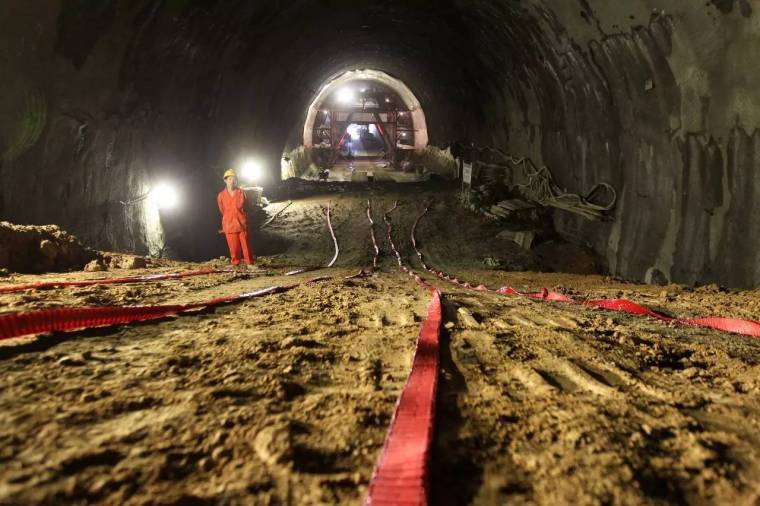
[1,182,759,505]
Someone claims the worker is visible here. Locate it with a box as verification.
[217,169,255,268]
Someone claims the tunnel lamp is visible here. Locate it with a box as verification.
[337,88,354,104]
[385,97,391,103]
[241,158,263,182]
[152,182,179,210]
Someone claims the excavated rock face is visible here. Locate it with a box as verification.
[1,0,759,286]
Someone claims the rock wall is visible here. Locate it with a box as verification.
[480,1,760,287]
[0,0,475,261]
[1,0,759,286]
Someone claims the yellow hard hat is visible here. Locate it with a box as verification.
[223,169,237,179]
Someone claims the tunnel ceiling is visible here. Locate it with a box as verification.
[55,0,528,147]
[2,0,760,288]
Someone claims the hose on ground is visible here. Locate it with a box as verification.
[366,199,381,269]
[326,201,339,268]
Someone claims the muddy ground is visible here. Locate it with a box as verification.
[1,182,759,505]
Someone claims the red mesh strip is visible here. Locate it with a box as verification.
[0,268,234,294]
[366,289,442,506]
[0,280,333,341]
[411,206,760,339]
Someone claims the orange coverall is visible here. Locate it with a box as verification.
[217,188,254,265]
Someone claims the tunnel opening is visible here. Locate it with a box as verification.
[288,69,434,182]
[303,69,428,152]
[340,123,387,159]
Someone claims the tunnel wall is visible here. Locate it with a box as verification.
[476,0,760,287]
[2,0,759,287]
[0,1,205,256]
[0,0,473,260]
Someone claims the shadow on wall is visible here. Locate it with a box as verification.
[709,0,752,16]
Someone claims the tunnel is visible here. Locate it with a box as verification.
[303,69,429,154]
[2,0,760,286]
[1,1,760,504]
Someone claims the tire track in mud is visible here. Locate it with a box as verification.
[3,185,760,504]
[431,287,760,504]
[0,272,431,505]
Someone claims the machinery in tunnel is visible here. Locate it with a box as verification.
[303,69,428,156]
[291,69,433,181]
[309,79,417,163]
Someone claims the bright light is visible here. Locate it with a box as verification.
[337,88,354,104]
[241,159,263,181]
[152,182,179,210]
[385,97,391,103]
[347,124,361,140]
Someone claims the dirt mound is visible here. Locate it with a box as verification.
[266,178,350,200]
[0,222,98,273]
[260,182,605,277]
[532,240,605,275]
